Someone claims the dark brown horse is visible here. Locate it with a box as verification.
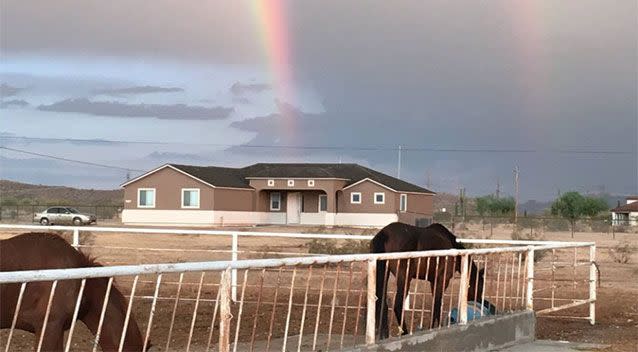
[0,233,147,351]
[371,222,495,339]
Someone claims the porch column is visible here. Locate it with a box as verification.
[325,190,337,213]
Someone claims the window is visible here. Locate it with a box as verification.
[374,192,385,204]
[287,180,295,187]
[138,188,156,208]
[47,208,60,214]
[267,179,275,187]
[307,180,315,187]
[400,194,408,212]
[350,192,361,204]
[270,192,281,211]
[319,194,328,212]
[181,188,200,208]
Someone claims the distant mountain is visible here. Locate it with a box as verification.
[0,180,123,206]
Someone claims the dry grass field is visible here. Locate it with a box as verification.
[1,223,636,351]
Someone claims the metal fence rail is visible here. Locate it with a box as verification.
[0,233,596,352]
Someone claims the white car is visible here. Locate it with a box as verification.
[34,207,97,226]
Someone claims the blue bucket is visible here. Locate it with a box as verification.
[449,301,494,324]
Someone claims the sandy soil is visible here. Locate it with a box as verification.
[1,223,636,351]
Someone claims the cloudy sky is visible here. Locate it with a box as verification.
[1,1,636,201]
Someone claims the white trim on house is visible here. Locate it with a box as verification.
[181,188,200,209]
[374,192,385,204]
[333,213,398,226]
[341,177,434,195]
[122,210,287,226]
[122,209,397,227]
[318,194,328,212]
[307,180,315,187]
[270,192,282,211]
[351,192,362,204]
[137,188,156,208]
[267,179,275,187]
[245,177,349,180]
[287,180,295,187]
[400,194,408,212]
[120,164,254,191]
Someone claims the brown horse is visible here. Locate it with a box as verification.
[370,222,495,339]
[0,233,147,351]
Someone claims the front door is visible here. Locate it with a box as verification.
[286,192,301,224]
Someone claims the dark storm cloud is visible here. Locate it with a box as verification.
[2,1,636,198]
[233,96,252,105]
[0,83,24,97]
[0,134,120,146]
[0,99,29,108]
[92,85,184,96]
[230,82,270,95]
[37,98,234,120]
[146,151,209,162]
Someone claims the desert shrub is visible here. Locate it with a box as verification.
[613,226,628,233]
[590,218,610,233]
[511,228,548,262]
[307,239,369,255]
[433,211,452,222]
[609,241,636,264]
[543,218,570,232]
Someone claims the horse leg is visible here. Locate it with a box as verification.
[35,321,65,352]
[393,270,410,335]
[430,275,446,329]
[376,260,391,340]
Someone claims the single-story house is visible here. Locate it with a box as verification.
[121,163,435,227]
[611,196,638,226]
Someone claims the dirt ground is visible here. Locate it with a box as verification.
[1,223,637,351]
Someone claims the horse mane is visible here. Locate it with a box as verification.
[427,223,465,249]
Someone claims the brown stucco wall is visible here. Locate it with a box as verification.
[212,188,254,211]
[301,191,328,213]
[337,180,397,213]
[123,167,214,210]
[395,193,434,225]
[250,179,346,213]
[256,190,288,212]
[392,192,434,215]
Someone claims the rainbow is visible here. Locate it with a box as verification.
[251,0,298,145]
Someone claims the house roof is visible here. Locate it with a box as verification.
[170,164,253,189]
[126,163,435,194]
[242,163,435,193]
[611,202,638,213]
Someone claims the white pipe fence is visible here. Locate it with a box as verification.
[0,224,596,351]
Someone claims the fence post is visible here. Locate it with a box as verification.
[219,268,231,352]
[526,247,535,310]
[589,245,596,325]
[72,228,80,250]
[231,233,238,302]
[366,259,377,345]
[457,254,469,325]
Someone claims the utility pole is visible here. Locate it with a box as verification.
[496,177,501,199]
[513,166,520,224]
[426,171,432,189]
[459,187,466,223]
[397,145,402,179]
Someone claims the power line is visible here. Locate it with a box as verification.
[0,146,144,172]
[0,135,634,155]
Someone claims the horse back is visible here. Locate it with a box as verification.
[372,222,460,253]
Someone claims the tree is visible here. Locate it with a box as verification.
[550,192,608,237]
[475,195,516,216]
